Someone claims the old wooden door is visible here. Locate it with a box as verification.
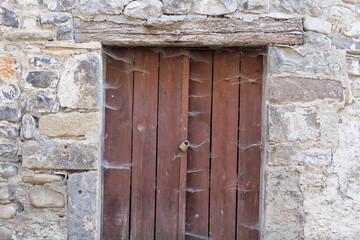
[103,48,263,240]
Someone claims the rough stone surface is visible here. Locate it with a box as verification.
[0,226,12,240]
[58,53,101,109]
[0,163,19,178]
[268,145,332,166]
[30,55,62,69]
[0,105,20,123]
[0,183,15,200]
[39,112,99,137]
[0,124,19,139]
[3,31,56,41]
[0,84,20,101]
[0,7,19,28]
[0,204,17,219]
[238,0,269,13]
[22,174,63,185]
[0,143,18,162]
[20,114,36,139]
[271,0,322,17]
[0,56,18,82]
[44,0,78,11]
[68,171,97,240]
[20,89,57,116]
[29,186,65,208]
[124,0,163,19]
[163,0,192,14]
[268,105,320,142]
[77,0,131,16]
[264,167,304,239]
[268,77,344,102]
[22,140,98,169]
[39,12,72,27]
[304,16,332,35]
[56,27,73,40]
[191,0,237,15]
[25,71,59,88]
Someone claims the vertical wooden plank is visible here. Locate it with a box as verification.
[130,49,159,240]
[210,50,240,240]
[156,49,189,240]
[237,51,263,240]
[103,48,134,240]
[186,50,212,239]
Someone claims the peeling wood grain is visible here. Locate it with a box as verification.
[74,17,303,46]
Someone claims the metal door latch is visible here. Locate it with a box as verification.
[179,140,190,152]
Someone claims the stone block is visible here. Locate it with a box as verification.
[0,7,19,28]
[20,114,36,139]
[238,0,269,13]
[264,167,304,239]
[0,56,18,82]
[0,163,19,178]
[269,47,346,82]
[68,171,97,240]
[0,105,20,123]
[0,84,20,101]
[191,0,237,15]
[57,27,73,40]
[0,226,12,240]
[0,183,15,200]
[44,0,78,11]
[30,55,62,69]
[268,145,332,166]
[39,12,72,27]
[162,0,192,14]
[21,89,57,116]
[58,53,101,109]
[268,105,320,142]
[0,143,18,162]
[77,0,131,15]
[344,22,360,38]
[304,16,332,35]
[271,0,322,17]
[124,0,163,19]
[29,186,65,208]
[0,124,19,139]
[3,30,56,41]
[268,77,344,102]
[25,71,59,88]
[22,140,98,170]
[22,173,63,185]
[0,204,16,219]
[39,112,99,137]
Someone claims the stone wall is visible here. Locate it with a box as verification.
[0,0,358,239]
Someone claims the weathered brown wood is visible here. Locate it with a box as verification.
[102,48,134,240]
[179,50,190,240]
[210,50,240,239]
[237,51,263,240]
[186,50,212,239]
[130,49,159,240]
[74,17,303,46]
[156,49,189,239]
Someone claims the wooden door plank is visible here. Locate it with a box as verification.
[210,50,240,240]
[237,51,263,240]
[103,48,134,240]
[156,49,189,240]
[186,50,212,239]
[130,48,159,240]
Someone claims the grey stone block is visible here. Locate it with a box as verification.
[0,143,18,162]
[22,140,98,170]
[0,105,20,123]
[0,7,19,28]
[0,163,19,178]
[68,171,97,240]
[25,71,59,88]
[39,12,72,27]
[30,55,62,69]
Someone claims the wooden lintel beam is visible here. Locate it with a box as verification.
[74,17,303,47]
